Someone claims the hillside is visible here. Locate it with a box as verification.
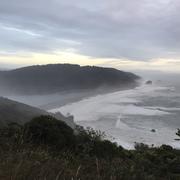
[0,97,75,128]
[0,64,140,95]
[0,115,179,179]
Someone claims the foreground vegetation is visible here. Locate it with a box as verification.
[0,116,180,180]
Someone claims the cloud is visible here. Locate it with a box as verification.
[0,0,180,60]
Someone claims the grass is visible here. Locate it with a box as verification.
[0,115,180,180]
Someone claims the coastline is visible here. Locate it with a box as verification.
[49,81,180,150]
[43,82,140,110]
[5,82,140,111]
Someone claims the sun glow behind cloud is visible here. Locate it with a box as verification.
[0,51,180,73]
[0,0,180,72]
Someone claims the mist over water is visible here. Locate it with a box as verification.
[2,70,180,149]
[50,77,180,149]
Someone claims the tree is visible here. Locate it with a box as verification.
[175,128,180,141]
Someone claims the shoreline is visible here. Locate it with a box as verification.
[4,82,140,111]
[43,82,140,110]
[49,82,180,150]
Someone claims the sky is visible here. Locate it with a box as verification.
[0,0,180,73]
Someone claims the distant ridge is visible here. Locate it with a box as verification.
[0,64,140,95]
[0,97,75,128]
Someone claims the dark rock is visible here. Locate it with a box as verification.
[146,80,153,85]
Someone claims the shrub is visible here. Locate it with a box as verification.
[23,115,75,150]
[76,126,106,143]
[160,144,173,151]
[91,140,123,158]
[0,118,180,179]
[134,143,149,151]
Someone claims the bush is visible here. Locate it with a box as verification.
[134,143,149,151]
[91,140,124,158]
[0,117,180,179]
[75,126,105,143]
[23,115,75,150]
[160,144,173,151]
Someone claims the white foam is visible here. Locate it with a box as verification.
[49,84,180,149]
[147,106,180,111]
[115,115,130,129]
[50,85,171,122]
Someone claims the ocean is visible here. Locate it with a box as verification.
[50,80,180,149]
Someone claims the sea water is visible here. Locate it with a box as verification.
[50,81,180,149]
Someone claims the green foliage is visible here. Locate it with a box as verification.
[75,126,124,158]
[134,143,149,151]
[76,126,106,142]
[23,115,75,150]
[0,116,180,180]
[90,140,124,158]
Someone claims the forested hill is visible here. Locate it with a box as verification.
[0,64,140,95]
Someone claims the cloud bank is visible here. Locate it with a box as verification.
[0,0,180,61]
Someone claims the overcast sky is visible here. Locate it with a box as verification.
[0,0,180,72]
